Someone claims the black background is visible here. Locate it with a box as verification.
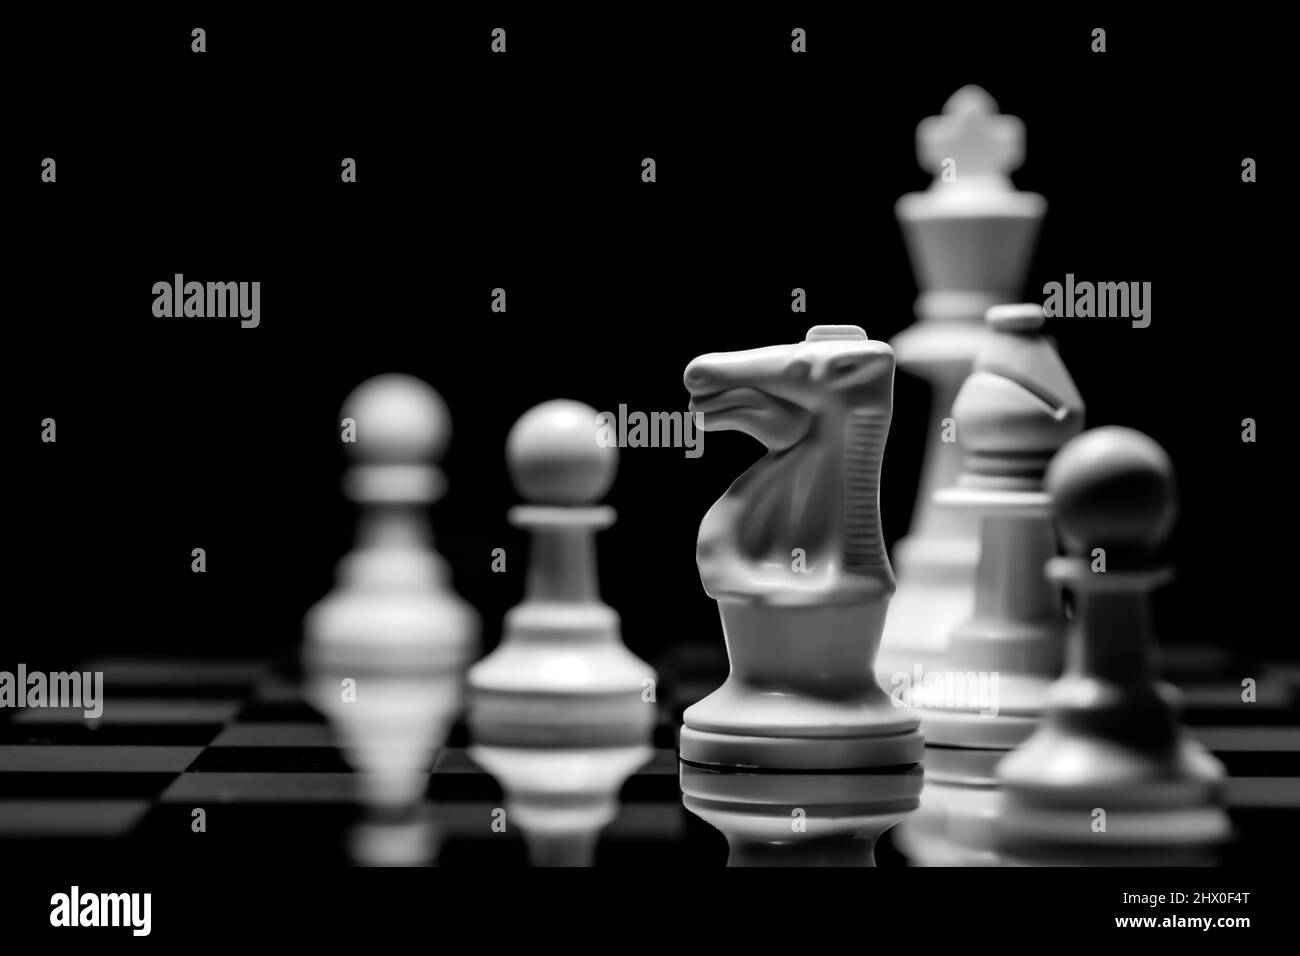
[9,8,1283,673]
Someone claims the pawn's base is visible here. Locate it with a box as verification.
[679,725,923,770]
[996,800,1231,866]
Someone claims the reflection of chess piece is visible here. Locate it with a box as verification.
[996,428,1229,865]
[472,745,651,867]
[681,761,922,866]
[304,374,479,812]
[468,400,656,865]
[680,326,922,770]
[880,87,1048,685]
[894,750,1006,867]
[348,805,441,867]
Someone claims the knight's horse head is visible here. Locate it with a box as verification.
[685,326,894,448]
[685,326,897,605]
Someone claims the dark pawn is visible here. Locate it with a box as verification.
[995,427,1230,865]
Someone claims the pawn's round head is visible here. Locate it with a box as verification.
[1047,426,1177,560]
[507,399,617,505]
[341,374,450,463]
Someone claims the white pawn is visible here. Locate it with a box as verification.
[469,399,656,866]
[304,374,479,815]
[469,399,656,744]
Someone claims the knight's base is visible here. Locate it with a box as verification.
[681,762,923,866]
[679,725,924,770]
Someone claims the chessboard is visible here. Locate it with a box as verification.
[2,651,1297,867]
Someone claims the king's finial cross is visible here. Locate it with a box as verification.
[917,85,1025,181]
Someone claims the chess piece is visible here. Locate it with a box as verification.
[304,374,479,812]
[681,761,922,866]
[912,304,1083,746]
[679,325,922,770]
[895,304,1082,866]
[996,427,1230,864]
[469,399,657,745]
[471,745,651,867]
[468,399,656,865]
[879,86,1048,686]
